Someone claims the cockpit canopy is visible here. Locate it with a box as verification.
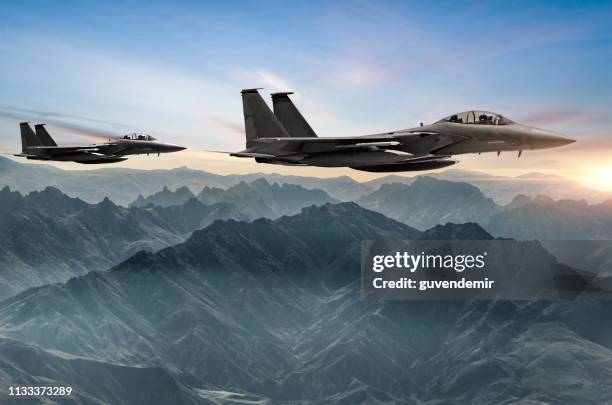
[121,133,157,141]
[438,111,514,126]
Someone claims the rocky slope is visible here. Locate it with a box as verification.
[1,203,609,403]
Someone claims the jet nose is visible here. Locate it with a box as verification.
[529,128,576,149]
[162,143,186,152]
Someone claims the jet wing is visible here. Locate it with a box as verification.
[26,145,118,156]
[256,131,437,143]
[255,131,450,154]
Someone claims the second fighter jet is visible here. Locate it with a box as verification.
[230,89,574,172]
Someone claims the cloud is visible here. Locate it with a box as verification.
[0,108,120,141]
[0,36,246,148]
[0,106,133,129]
[338,65,391,88]
[204,115,244,136]
[309,2,599,91]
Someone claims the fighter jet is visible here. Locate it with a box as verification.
[229,89,575,172]
[13,122,185,164]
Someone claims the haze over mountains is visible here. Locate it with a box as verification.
[431,169,610,205]
[1,156,608,206]
[357,176,612,241]
[3,171,612,301]
[126,171,612,241]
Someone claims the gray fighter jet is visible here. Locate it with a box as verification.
[230,89,575,172]
[13,122,185,164]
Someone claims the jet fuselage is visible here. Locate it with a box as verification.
[15,124,185,164]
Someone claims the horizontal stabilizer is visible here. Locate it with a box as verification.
[11,153,38,158]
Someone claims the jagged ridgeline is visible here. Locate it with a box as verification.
[0,179,336,299]
[0,186,247,299]
[130,178,338,218]
[1,202,611,403]
[1,156,610,205]
[3,176,612,301]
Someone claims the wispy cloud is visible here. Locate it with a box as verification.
[204,115,243,136]
[246,70,294,93]
[0,106,133,129]
[0,108,120,141]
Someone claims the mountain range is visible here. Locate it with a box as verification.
[0,186,245,300]
[0,203,610,404]
[356,176,612,242]
[129,174,612,243]
[4,174,611,302]
[131,178,337,219]
[1,156,608,206]
[2,158,612,403]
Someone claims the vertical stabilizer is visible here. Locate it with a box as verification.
[241,88,290,147]
[271,92,318,138]
[20,122,41,151]
[34,124,57,146]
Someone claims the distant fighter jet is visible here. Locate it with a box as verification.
[228,89,575,172]
[13,122,185,164]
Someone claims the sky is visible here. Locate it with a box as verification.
[0,0,611,189]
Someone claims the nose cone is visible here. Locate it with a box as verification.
[161,143,186,153]
[529,128,575,149]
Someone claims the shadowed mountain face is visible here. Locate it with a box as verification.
[1,203,610,404]
[0,338,202,405]
[131,178,338,219]
[0,186,245,300]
